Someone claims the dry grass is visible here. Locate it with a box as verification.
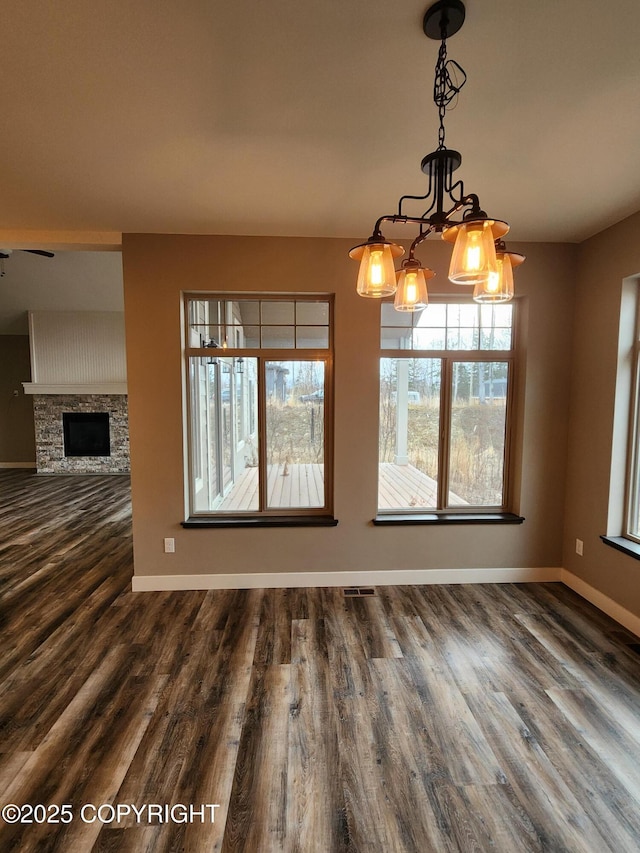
[266,401,324,464]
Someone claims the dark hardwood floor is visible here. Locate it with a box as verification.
[1,469,639,852]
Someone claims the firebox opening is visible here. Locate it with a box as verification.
[63,412,110,457]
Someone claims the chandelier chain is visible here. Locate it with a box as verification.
[435,37,448,149]
[433,29,467,150]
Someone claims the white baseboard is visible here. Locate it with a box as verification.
[0,462,36,469]
[561,568,640,638]
[132,566,561,592]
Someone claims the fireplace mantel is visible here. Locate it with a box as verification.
[23,383,127,395]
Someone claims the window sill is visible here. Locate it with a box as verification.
[373,512,525,526]
[600,535,640,561]
[182,515,338,529]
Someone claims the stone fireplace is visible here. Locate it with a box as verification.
[33,394,129,474]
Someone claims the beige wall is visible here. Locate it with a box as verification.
[564,210,640,618]
[122,233,576,579]
[0,335,35,464]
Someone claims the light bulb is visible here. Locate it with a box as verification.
[487,270,500,293]
[447,220,499,285]
[369,250,384,286]
[473,253,514,303]
[466,244,482,272]
[405,273,417,302]
[394,264,433,312]
[352,242,401,297]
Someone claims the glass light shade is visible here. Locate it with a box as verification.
[448,221,498,285]
[473,252,514,303]
[354,242,401,297]
[394,265,434,312]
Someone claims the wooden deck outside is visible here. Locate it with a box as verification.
[220,463,325,510]
[219,461,465,511]
[378,462,467,510]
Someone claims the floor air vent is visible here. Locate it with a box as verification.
[343,588,376,597]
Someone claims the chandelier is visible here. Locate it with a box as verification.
[349,0,524,311]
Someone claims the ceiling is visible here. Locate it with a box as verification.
[0,251,123,334]
[1,0,639,250]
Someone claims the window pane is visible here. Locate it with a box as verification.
[266,361,325,508]
[381,303,412,348]
[446,327,479,350]
[190,358,210,511]
[421,303,447,327]
[627,359,640,538]
[196,325,222,348]
[188,299,225,347]
[242,326,260,348]
[296,326,329,348]
[189,357,259,513]
[378,358,441,510]
[484,304,513,328]
[235,301,260,326]
[449,303,478,327]
[444,304,480,350]
[479,303,512,350]
[261,301,295,325]
[448,361,508,506]
[381,326,413,349]
[296,301,329,325]
[413,327,445,350]
[219,360,234,494]
[381,303,412,328]
[479,326,512,350]
[261,326,295,348]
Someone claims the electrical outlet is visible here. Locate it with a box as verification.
[164,537,175,553]
[576,538,583,556]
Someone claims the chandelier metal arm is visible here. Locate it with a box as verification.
[396,173,434,217]
[372,189,484,242]
[459,193,486,219]
[408,226,434,259]
[371,214,432,239]
[392,195,466,226]
[391,146,486,228]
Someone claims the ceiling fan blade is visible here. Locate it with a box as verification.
[23,250,55,258]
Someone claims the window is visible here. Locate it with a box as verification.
[625,294,640,543]
[602,278,640,558]
[378,299,516,514]
[185,295,333,519]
